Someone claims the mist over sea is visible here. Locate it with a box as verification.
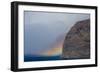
[24,11,90,62]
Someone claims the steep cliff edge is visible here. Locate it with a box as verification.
[62,19,90,59]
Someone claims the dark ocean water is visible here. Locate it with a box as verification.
[24,55,88,62]
[24,55,62,62]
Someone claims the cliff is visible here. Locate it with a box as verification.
[62,19,90,59]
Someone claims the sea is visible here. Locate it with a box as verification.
[24,55,62,62]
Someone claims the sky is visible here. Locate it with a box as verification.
[24,11,90,56]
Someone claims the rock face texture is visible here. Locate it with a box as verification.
[62,19,90,59]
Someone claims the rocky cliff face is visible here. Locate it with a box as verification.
[62,19,90,59]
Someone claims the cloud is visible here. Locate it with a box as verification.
[24,11,90,56]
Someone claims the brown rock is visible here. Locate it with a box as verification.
[62,19,90,59]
